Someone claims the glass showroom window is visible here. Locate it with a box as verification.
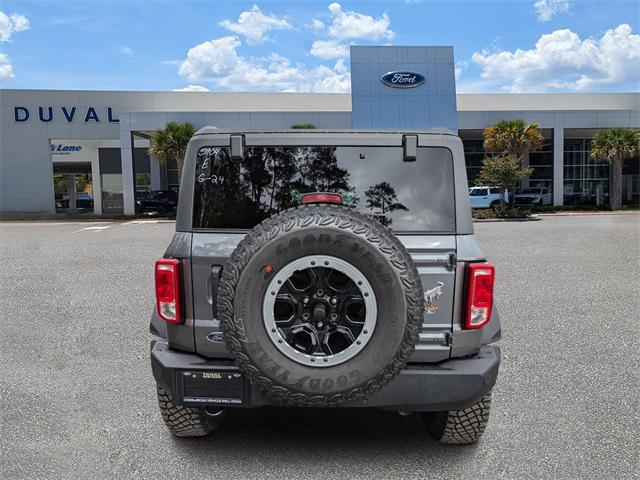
[166,157,180,191]
[528,137,553,191]
[136,173,151,192]
[563,138,609,206]
[461,139,485,186]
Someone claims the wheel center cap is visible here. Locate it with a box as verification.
[312,302,327,320]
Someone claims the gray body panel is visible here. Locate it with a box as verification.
[158,129,500,368]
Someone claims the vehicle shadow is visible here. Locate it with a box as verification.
[170,407,479,467]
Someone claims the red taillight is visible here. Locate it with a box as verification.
[155,258,182,324]
[301,192,343,205]
[464,262,495,329]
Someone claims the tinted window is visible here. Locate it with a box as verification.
[489,188,499,194]
[192,146,455,232]
[469,188,486,196]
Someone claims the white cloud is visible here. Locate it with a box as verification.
[178,36,242,82]
[310,59,351,93]
[471,24,640,92]
[0,52,14,79]
[533,0,571,22]
[310,18,325,31]
[324,3,393,41]
[177,36,350,93]
[0,11,30,43]
[118,46,133,56]
[173,85,210,92]
[310,39,349,59]
[219,5,291,45]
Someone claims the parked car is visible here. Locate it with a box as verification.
[468,186,508,209]
[75,192,93,210]
[514,187,552,206]
[55,192,93,210]
[150,129,501,444]
[136,190,178,215]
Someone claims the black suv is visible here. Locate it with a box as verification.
[150,129,501,444]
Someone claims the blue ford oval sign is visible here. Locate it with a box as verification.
[381,71,425,88]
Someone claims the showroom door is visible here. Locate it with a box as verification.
[53,162,94,213]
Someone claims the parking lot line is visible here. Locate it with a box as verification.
[72,224,112,233]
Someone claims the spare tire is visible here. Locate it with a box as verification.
[218,204,423,406]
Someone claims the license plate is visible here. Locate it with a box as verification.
[180,370,243,405]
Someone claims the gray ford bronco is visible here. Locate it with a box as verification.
[150,129,501,444]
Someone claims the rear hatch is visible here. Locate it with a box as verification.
[186,132,463,363]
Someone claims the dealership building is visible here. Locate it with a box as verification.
[1,46,638,216]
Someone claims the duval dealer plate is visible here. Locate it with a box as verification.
[179,370,243,405]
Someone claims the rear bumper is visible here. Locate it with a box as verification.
[150,340,500,412]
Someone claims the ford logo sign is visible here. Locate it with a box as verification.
[381,71,425,89]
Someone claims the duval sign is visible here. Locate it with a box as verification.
[381,71,426,88]
[14,106,119,123]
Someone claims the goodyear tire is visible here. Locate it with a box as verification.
[423,391,492,444]
[217,204,424,407]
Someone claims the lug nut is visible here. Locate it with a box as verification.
[330,313,338,321]
[316,289,324,296]
[330,297,337,305]
[316,321,324,328]
[303,296,310,304]
[302,312,310,320]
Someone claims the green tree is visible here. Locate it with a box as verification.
[291,123,316,129]
[590,127,640,210]
[476,156,533,208]
[148,121,197,184]
[483,119,544,161]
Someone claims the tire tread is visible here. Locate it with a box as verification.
[156,386,221,437]
[424,391,492,445]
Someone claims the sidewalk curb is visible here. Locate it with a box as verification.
[473,217,540,222]
[534,211,639,217]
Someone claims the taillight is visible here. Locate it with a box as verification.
[463,262,495,329]
[155,258,182,324]
[301,192,343,205]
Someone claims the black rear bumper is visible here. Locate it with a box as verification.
[150,340,500,412]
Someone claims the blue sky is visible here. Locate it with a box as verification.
[0,0,638,93]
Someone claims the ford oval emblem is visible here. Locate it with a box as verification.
[381,71,425,89]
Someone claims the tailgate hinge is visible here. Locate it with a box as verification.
[447,252,457,270]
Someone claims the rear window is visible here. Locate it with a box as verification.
[192,145,455,232]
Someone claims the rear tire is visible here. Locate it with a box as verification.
[422,391,492,445]
[156,386,224,437]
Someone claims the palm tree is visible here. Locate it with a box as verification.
[590,127,640,210]
[483,119,544,162]
[148,121,197,185]
[483,119,544,206]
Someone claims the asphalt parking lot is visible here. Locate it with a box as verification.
[1,214,638,479]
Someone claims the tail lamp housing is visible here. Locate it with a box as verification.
[301,192,343,205]
[464,262,495,329]
[155,258,182,324]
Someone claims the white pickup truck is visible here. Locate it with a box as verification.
[514,187,552,206]
[468,187,508,209]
